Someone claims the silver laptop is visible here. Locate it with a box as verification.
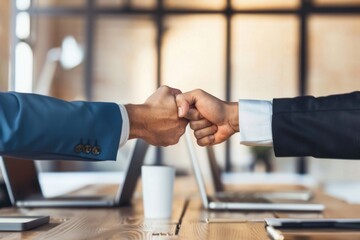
[185,129,324,212]
[206,146,314,202]
[0,139,148,208]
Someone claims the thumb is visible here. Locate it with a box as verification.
[176,92,196,118]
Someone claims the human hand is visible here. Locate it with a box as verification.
[125,86,188,146]
[176,89,239,146]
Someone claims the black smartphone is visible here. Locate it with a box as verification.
[265,218,360,230]
[0,216,49,231]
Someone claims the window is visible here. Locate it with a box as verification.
[11,0,360,174]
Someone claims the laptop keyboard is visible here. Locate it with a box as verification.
[25,195,108,201]
[210,195,271,203]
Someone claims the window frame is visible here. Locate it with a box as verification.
[10,0,360,172]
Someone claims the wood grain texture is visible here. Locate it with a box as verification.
[0,177,359,239]
[179,222,268,240]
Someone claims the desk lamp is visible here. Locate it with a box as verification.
[35,36,83,95]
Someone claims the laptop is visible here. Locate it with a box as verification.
[0,139,148,208]
[184,129,324,211]
[206,146,314,202]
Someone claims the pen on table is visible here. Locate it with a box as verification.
[266,225,284,240]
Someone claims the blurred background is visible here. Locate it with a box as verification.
[0,0,360,200]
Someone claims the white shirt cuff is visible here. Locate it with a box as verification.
[239,99,273,146]
[118,104,130,147]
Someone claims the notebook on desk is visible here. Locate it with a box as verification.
[185,128,324,212]
[0,139,148,208]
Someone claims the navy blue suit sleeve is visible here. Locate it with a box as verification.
[272,91,360,159]
[0,92,121,161]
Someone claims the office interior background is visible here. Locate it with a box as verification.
[0,0,360,191]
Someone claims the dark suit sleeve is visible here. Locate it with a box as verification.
[272,91,360,159]
[0,92,121,161]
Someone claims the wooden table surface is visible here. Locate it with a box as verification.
[1,176,360,240]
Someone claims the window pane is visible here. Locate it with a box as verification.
[162,15,226,95]
[15,42,33,93]
[308,16,360,96]
[162,15,226,171]
[0,0,10,91]
[314,0,360,6]
[232,0,299,9]
[94,16,156,103]
[32,16,85,100]
[16,0,31,10]
[232,15,299,100]
[16,12,30,39]
[231,15,299,172]
[32,0,85,7]
[165,0,225,10]
[96,0,156,9]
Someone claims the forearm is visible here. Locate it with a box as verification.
[239,91,360,159]
[226,102,240,133]
[124,104,149,141]
[273,91,360,159]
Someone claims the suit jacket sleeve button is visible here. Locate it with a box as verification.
[92,146,101,155]
[84,145,92,154]
[74,144,84,153]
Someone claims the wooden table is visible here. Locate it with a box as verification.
[1,176,360,239]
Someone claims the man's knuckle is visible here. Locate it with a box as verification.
[190,121,196,128]
[212,125,217,132]
[194,130,200,138]
[194,89,204,96]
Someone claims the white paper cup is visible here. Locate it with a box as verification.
[142,165,175,219]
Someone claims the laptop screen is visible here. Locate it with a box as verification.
[0,139,149,207]
[206,146,225,192]
[115,139,149,205]
[185,128,210,208]
[0,157,42,204]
